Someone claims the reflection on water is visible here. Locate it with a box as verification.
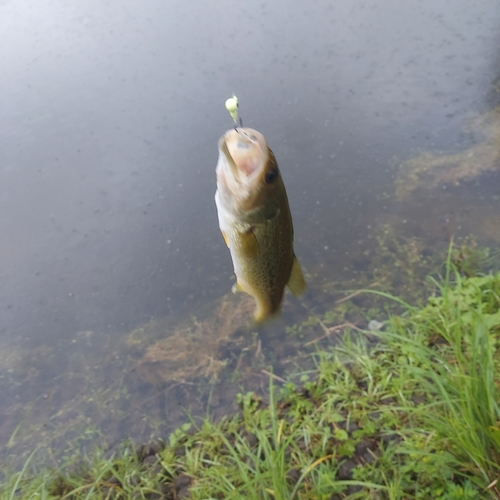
[1,0,500,461]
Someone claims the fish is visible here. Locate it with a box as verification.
[215,127,305,322]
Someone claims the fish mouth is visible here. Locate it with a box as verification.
[218,128,268,184]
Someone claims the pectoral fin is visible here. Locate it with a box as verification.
[238,228,260,258]
[221,231,230,247]
[231,281,245,294]
[287,255,306,297]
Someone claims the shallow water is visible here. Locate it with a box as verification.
[1,0,499,458]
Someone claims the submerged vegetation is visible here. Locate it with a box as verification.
[2,256,500,498]
[394,105,500,199]
[128,296,255,384]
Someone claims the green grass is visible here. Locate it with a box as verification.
[384,270,500,493]
[2,266,500,499]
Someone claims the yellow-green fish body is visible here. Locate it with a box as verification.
[215,127,305,322]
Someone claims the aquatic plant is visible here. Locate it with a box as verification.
[394,106,500,199]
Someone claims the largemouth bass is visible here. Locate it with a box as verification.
[215,127,305,322]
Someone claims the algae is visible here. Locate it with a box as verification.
[128,295,254,385]
[479,215,500,243]
[395,106,500,199]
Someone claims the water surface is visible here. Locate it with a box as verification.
[1,0,499,457]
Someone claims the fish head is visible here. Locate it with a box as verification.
[216,128,283,216]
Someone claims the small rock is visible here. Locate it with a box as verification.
[170,475,192,499]
[380,396,396,405]
[177,487,190,499]
[355,439,377,465]
[173,474,192,491]
[136,439,165,461]
[241,430,257,448]
[336,420,359,434]
[368,320,383,331]
[173,446,187,458]
[286,468,301,484]
[337,458,357,480]
[143,455,158,466]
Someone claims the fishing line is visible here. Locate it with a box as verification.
[212,0,244,129]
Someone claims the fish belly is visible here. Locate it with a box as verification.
[215,191,295,321]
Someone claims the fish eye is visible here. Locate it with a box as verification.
[265,168,279,184]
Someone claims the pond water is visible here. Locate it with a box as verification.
[1,0,499,459]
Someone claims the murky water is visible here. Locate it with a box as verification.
[1,0,499,459]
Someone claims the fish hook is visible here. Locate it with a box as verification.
[225,95,242,130]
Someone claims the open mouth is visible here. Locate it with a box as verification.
[222,128,266,181]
